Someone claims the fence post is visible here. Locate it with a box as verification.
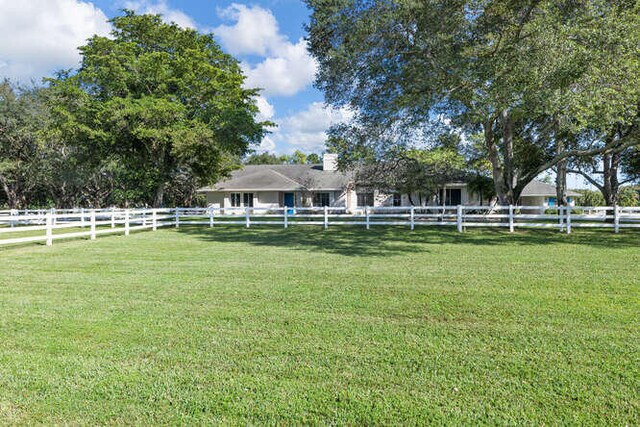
[324,206,329,230]
[142,208,147,227]
[365,206,370,230]
[456,205,463,232]
[51,208,57,226]
[80,207,85,228]
[90,210,96,240]
[111,208,115,228]
[125,209,130,236]
[175,208,180,228]
[508,205,514,233]
[209,207,214,228]
[46,212,53,246]
[10,209,16,228]
[558,206,564,232]
[410,206,415,230]
[283,207,288,229]
[614,205,620,233]
[246,206,251,228]
[152,208,158,231]
[566,205,572,234]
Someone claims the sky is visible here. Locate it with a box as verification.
[0,0,352,155]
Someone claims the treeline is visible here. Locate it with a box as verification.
[244,150,323,165]
[307,0,640,207]
[0,11,268,209]
[576,187,640,208]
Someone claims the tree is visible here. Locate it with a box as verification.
[617,186,640,207]
[49,11,268,207]
[0,81,47,209]
[307,153,321,164]
[244,152,289,165]
[306,0,640,204]
[567,117,640,206]
[575,189,605,207]
[243,150,323,165]
[328,128,467,205]
[289,150,307,165]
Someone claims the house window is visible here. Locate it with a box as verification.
[392,193,402,207]
[230,193,241,207]
[243,192,254,207]
[440,188,462,205]
[313,192,330,207]
[357,192,374,207]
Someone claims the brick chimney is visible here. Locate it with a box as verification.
[323,153,338,171]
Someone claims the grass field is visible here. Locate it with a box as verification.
[0,226,638,424]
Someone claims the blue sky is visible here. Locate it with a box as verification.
[0,0,351,154]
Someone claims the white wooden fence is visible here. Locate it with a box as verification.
[1,205,639,247]
[0,208,173,247]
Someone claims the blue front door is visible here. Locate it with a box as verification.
[284,192,295,211]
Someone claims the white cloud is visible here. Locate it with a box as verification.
[0,0,110,82]
[122,1,196,29]
[215,4,285,57]
[274,102,354,152]
[215,4,317,97]
[255,95,275,122]
[243,39,317,97]
[257,135,277,153]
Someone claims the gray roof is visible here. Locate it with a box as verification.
[200,166,580,197]
[521,180,581,197]
[200,164,352,192]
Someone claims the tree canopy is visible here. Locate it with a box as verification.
[45,11,269,207]
[306,0,640,205]
[244,150,323,165]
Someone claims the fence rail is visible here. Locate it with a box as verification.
[1,205,639,247]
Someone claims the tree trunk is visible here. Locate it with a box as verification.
[153,181,165,208]
[0,175,20,209]
[500,109,516,205]
[601,152,621,206]
[602,154,613,206]
[484,118,509,205]
[556,139,568,206]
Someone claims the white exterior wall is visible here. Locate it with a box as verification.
[333,190,348,208]
[374,185,485,207]
[345,188,357,211]
[519,196,576,214]
[255,191,280,209]
[520,196,546,214]
[205,184,504,211]
[205,192,225,208]
[520,196,545,207]
[205,191,280,209]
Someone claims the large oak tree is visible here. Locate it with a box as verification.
[306,0,640,204]
[49,11,269,207]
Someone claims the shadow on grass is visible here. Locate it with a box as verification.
[175,224,640,257]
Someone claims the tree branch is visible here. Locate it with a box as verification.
[521,138,640,186]
[567,168,604,191]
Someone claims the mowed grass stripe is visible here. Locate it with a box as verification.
[0,227,638,424]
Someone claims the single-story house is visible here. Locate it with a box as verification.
[519,180,580,207]
[198,154,580,210]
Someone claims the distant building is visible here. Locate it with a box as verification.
[198,154,580,210]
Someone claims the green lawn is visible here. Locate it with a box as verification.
[0,226,638,424]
